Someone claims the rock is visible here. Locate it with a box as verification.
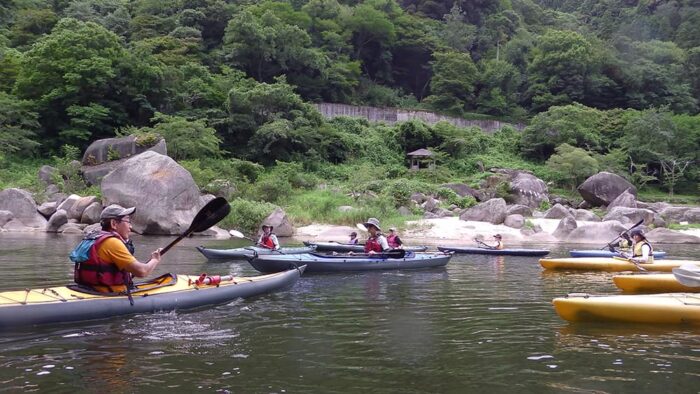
[80,202,102,224]
[423,197,438,213]
[337,206,354,212]
[652,214,666,228]
[648,202,672,213]
[423,211,439,219]
[37,202,58,218]
[577,172,637,207]
[0,210,14,227]
[68,196,99,221]
[645,228,700,244]
[196,225,230,238]
[440,183,482,200]
[682,208,700,224]
[544,204,573,219]
[553,216,577,239]
[573,209,600,222]
[506,204,532,217]
[47,209,68,232]
[261,207,294,237]
[83,223,101,234]
[410,192,426,204]
[607,189,637,211]
[434,207,453,218]
[0,188,47,229]
[504,214,524,229]
[459,198,507,224]
[398,206,412,216]
[508,172,549,208]
[550,196,573,207]
[56,194,81,216]
[578,201,592,209]
[565,220,628,244]
[603,207,656,226]
[38,165,58,185]
[47,191,66,204]
[526,232,559,243]
[520,228,535,236]
[3,218,41,232]
[532,210,545,218]
[58,223,85,234]
[81,135,167,185]
[101,151,203,235]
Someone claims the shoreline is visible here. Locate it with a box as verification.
[292,217,700,246]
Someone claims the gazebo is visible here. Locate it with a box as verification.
[407,148,435,171]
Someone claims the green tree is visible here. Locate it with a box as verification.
[475,59,523,117]
[0,92,40,157]
[423,50,478,115]
[135,113,222,160]
[546,143,599,190]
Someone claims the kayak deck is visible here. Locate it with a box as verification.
[540,257,700,272]
[247,252,452,273]
[570,249,667,259]
[613,274,700,293]
[437,246,549,256]
[553,293,700,324]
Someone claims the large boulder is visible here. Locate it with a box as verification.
[603,207,656,226]
[0,188,47,229]
[577,172,636,207]
[573,209,601,222]
[459,198,507,224]
[504,214,525,229]
[68,196,99,221]
[262,207,294,237]
[553,216,577,239]
[101,151,205,235]
[81,135,167,185]
[506,204,533,217]
[508,172,549,208]
[544,204,573,219]
[47,209,68,232]
[645,228,700,244]
[564,221,628,244]
[38,165,58,185]
[0,210,14,227]
[80,201,102,224]
[659,206,689,223]
[606,189,637,211]
[683,208,700,224]
[37,201,58,218]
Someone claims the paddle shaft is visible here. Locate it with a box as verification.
[602,219,644,250]
[160,197,231,256]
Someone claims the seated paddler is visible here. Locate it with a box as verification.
[257,224,280,250]
[362,218,390,255]
[72,204,162,293]
[624,228,654,264]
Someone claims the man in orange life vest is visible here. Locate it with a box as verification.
[362,218,390,255]
[257,224,280,250]
[74,204,162,293]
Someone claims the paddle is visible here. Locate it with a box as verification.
[601,219,644,250]
[612,256,648,272]
[672,264,700,288]
[474,238,494,250]
[229,229,288,254]
[160,197,231,255]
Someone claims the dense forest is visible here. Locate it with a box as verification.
[1,0,699,228]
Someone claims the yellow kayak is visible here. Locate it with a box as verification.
[553,293,700,324]
[539,257,700,272]
[0,267,304,328]
[613,274,700,293]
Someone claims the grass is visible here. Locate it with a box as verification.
[667,223,700,230]
[0,158,44,194]
[637,188,700,205]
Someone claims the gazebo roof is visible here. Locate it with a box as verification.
[407,148,433,157]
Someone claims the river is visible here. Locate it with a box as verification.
[0,233,698,393]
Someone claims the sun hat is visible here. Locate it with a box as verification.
[262,224,274,231]
[494,234,502,239]
[363,218,381,231]
[629,228,645,238]
[100,204,136,220]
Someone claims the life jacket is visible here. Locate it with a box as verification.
[495,241,504,250]
[349,237,358,245]
[632,240,654,264]
[74,231,133,290]
[364,236,383,253]
[260,234,276,249]
[386,234,400,248]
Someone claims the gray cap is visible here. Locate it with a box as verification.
[364,218,381,231]
[100,204,136,220]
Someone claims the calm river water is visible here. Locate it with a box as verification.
[0,233,699,393]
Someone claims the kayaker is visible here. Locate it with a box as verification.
[349,231,359,245]
[257,224,280,250]
[476,234,504,249]
[362,218,390,254]
[73,204,162,293]
[624,228,654,264]
[386,227,403,249]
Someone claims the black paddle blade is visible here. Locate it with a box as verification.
[386,249,406,259]
[188,197,231,233]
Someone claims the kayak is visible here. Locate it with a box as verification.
[196,245,316,260]
[0,267,304,329]
[437,246,549,256]
[247,251,451,273]
[570,249,667,259]
[613,274,700,293]
[303,241,428,253]
[539,257,700,272]
[552,293,700,324]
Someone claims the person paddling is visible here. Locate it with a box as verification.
[623,228,654,264]
[73,204,162,293]
[386,227,404,249]
[476,234,504,250]
[348,231,359,245]
[257,224,280,250]
[362,218,390,255]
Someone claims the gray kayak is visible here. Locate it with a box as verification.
[303,241,428,253]
[196,245,316,260]
[247,251,451,273]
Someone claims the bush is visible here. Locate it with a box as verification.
[251,175,293,203]
[220,198,277,235]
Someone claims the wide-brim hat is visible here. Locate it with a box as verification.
[262,224,274,231]
[494,234,502,239]
[629,228,645,238]
[100,204,136,220]
[363,218,381,231]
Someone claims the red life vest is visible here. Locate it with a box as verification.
[260,234,275,249]
[74,232,132,289]
[364,237,383,253]
[387,234,399,248]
